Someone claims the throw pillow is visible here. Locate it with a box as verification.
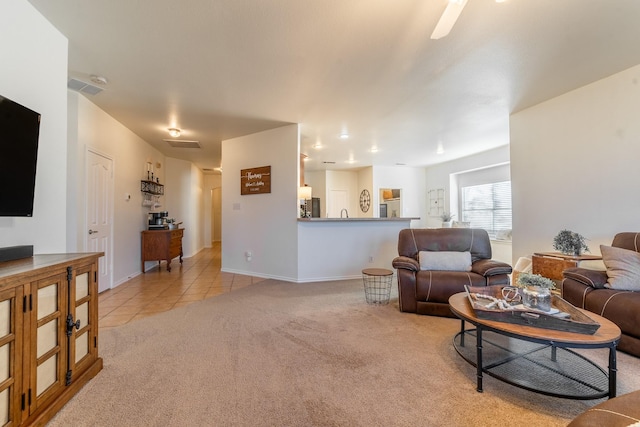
[600,244,640,291]
[419,251,472,271]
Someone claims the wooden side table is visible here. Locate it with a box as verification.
[532,252,602,281]
[141,228,184,272]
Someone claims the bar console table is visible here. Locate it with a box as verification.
[532,252,602,282]
[141,228,184,272]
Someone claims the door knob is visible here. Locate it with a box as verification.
[88,230,98,234]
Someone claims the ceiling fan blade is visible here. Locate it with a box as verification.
[430,0,468,40]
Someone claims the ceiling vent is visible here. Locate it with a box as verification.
[67,78,104,95]
[163,139,201,149]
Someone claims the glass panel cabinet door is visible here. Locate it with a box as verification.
[29,275,67,413]
[68,265,98,378]
[0,287,22,426]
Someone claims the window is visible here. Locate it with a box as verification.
[461,181,511,239]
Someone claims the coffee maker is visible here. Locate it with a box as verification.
[148,211,169,230]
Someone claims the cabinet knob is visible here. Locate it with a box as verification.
[66,314,81,336]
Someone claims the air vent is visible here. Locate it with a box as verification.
[163,139,201,149]
[67,78,104,95]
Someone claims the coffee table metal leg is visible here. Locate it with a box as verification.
[551,345,557,362]
[476,327,483,392]
[460,320,466,347]
[609,344,617,398]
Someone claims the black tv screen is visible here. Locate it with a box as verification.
[0,94,41,217]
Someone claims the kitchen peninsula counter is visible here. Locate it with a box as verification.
[297,216,419,282]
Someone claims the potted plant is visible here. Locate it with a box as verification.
[553,229,590,256]
[440,212,454,228]
[515,272,555,312]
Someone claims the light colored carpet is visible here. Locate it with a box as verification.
[47,279,640,426]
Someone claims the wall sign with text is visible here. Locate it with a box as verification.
[240,166,271,195]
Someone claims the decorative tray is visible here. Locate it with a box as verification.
[465,285,600,335]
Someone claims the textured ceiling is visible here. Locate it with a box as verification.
[26,0,640,173]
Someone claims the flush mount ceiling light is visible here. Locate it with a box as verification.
[167,128,181,138]
[89,74,108,85]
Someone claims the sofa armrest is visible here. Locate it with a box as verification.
[392,256,419,272]
[562,267,607,289]
[471,259,512,277]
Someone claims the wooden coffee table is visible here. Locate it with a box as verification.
[448,292,621,400]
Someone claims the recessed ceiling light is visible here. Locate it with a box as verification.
[437,142,445,155]
[339,133,349,140]
[370,146,378,153]
[168,128,181,138]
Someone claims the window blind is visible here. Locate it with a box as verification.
[461,181,512,238]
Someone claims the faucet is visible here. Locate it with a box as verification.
[340,208,349,218]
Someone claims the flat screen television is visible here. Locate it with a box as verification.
[0,94,41,217]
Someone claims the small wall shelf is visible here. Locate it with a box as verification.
[141,180,164,195]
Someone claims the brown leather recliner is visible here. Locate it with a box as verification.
[562,232,640,358]
[568,389,640,426]
[392,228,512,317]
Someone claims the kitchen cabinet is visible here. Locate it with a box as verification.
[141,228,184,272]
[0,252,103,426]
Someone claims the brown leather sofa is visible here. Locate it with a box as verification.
[568,389,640,426]
[392,228,512,317]
[562,232,640,358]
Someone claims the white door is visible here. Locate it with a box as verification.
[328,190,348,218]
[86,149,113,293]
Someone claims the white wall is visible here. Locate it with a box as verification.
[221,124,300,280]
[70,93,168,284]
[424,146,512,264]
[511,64,640,263]
[424,146,510,228]
[0,1,68,253]
[164,157,204,258]
[373,166,426,227]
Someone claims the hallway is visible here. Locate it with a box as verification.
[98,242,264,328]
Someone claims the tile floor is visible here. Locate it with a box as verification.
[98,242,264,328]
